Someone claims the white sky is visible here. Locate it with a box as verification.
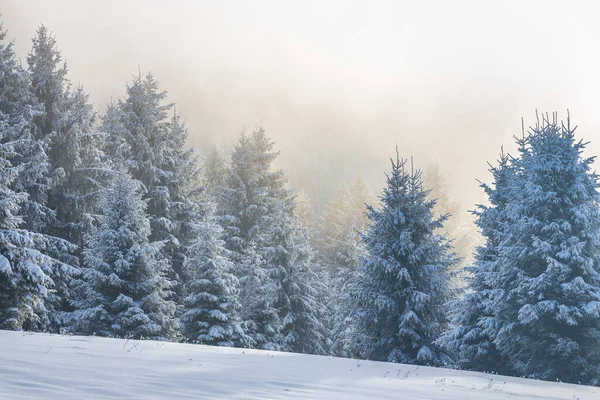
[3,0,600,208]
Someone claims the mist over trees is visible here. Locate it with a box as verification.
[2,22,600,387]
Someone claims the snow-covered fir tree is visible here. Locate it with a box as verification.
[101,102,129,163]
[71,168,178,339]
[219,128,326,352]
[234,241,278,348]
[203,143,228,196]
[349,151,456,366]
[181,197,247,347]
[316,177,372,356]
[293,189,314,235]
[104,72,199,301]
[26,25,68,233]
[0,22,71,331]
[49,86,110,253]
[26,25,85,330]
[275,206,328,355]
[218,129,283,348]
[490,115,600,384]
[0,147,55,330]
[441,115,600,385]
[27,25,68,140]
[437,150,515,374]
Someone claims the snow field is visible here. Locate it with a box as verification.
[0,330,597,399]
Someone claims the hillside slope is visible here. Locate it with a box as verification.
[0,330,596,399]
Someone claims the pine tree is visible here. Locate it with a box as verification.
[441,114,600,385]
[275,207,328,355]
[236,241,280,349]
[491,115,600,384]
[349,151,456,366]
[71,168,178,339]
[219,128,327,352]
[105,72,199,301]
[294,189,315,239]
[437,151,515,374]
[203,143,228,196]
[50,86,110,253]
[0,152,55,330]
[316,177,372,356]
[219,129,285,348]
[181,198,246,346]
[26,25,68,233]
[101,102,130,163]
[27,25,68,141]
[26,25,83,330]
[0,21,69,331]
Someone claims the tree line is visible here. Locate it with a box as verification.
[1,23,600,386]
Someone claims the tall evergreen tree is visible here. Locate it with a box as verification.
[26,25,87,330]
[101,102,129,163]
[203,143,228,196]
[26,25,68,234]
[219,128,326,352]
[236,241,281,349]
[0,147,55,330]
[105,73,199,300]
[50,86,110,253]
[494,116,600,384]
[27,25,68,142]
[218,129,284,348]
[181,198,246,346]
[275,207,328,355]
[316,177,372,356]
[442,115,600,385]
[294,189,314,235]
[349,151,456,366]
[437,151,515,374]
[71,168,178,339]
[0,22,71,331]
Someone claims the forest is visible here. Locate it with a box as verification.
[1,22,600,388]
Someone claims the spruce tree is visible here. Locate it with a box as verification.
[350,151,456,366]
[437,151,515,374]
[0,22,70,331]
[442,115,600,385]
[0,149,55,330]
[275,207,328,355]
[203,143,228,196]
[101,102,129,163]
[27,25,68,140]
[50,86,110,253]
[316,178,372,356]
[492,116,600,384]
[26,25,68,233]
[218,129,284,348]
[104,73,199,301]
[220,128,326,352]
[26,25,84,330]
[181,199,246,346]
[71,168,178,339]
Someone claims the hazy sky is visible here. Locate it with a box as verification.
[3,0,600,210]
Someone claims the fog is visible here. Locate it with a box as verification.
[3,0,600,212]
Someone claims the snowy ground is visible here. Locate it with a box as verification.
[0,330,597,399]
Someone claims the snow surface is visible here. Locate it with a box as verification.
[0,330,597,399]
